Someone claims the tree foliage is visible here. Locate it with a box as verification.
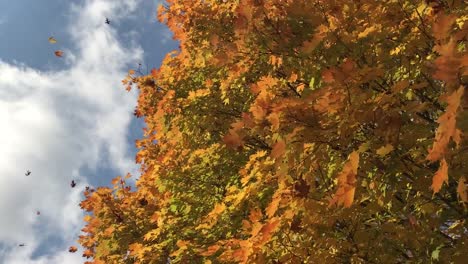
[79,0,468,263]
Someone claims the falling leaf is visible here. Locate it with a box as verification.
[48,37,57,44]
[431,159,448,193]
[128,69,135,75]
[36,211,40,215]
[71,180,76,188]
[54,50,64,57]
[69,246,78,253]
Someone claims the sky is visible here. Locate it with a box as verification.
[0,0,177,263]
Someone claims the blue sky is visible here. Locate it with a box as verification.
[0,0,177,263]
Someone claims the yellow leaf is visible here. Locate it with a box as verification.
[431,159,448,193]
[357,24,379,39]
[357,141,370,153]
[48,37,57,44]
[376,144,394,156]
[128,69,135,75]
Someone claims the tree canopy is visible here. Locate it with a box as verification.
[78,0,467,263]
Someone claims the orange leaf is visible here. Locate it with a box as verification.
[288,73,298,82]
[82,249,93,258]
[54,50,64,57]
[259,218,280,244]
[427,86,464,162]
[249,208,262,223]
[199,245,221,257]
[270,140,286,159]
[432,13,457,40]
[329,151,359,207]
[457,177,467,203]
[68,246,78,253]
[431,159,448,193]
[266,191,281,218]
[223,130,243,150]
[321,68,334,83]
[151,68,158,78]
[267,112,280,131]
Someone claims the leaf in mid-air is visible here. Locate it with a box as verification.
[68,246,78,253]
[54,50,64,57]
[48,37,57,44]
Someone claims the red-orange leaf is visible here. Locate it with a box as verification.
[427,86,464,162]
[54,50,64,57]
[270,140,286,159]
[68,246,78,253]
[199,245,221,257]
[431,159,448,194]
[82,249,93,258]
[329,151,359,208]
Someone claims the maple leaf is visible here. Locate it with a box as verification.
[432,13,457,40]
[431,159,448,194]
[68,246,78,253]
[199,245,221,257]
[329,151,359,208]
[48,37,57,44]
[82,249,93,258]
[223,130,244,150]
[427,86,464,162]
[54,50,64,57]
[270,140,286,159]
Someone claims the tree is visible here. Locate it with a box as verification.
[79,0,468,263]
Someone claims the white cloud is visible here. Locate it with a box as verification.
[0,0,143,263]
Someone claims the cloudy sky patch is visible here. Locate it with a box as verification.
[0,0,176,263]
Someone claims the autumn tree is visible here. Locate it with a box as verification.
[79,0,467,263]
